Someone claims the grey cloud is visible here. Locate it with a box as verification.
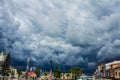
[0,0,120,75]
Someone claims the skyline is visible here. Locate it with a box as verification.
[0,0,120,75]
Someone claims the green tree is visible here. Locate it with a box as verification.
[2,52,11,76]
[44,72,48,80]
[71,67,82,80]
[11,70,15,75]
[66,73,70,79]
[44,72,48,76]
[17,69,22,78]
[11,70,15,78]
[54,65,61,79]
[34,68,40,77]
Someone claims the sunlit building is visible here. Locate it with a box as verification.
[0,49,18,78]
[94,61,120,80]
[0,50,7,72]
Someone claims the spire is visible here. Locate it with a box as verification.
[0,48,5,55]
[26,57,30,72]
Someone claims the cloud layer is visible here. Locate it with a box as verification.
[0,0,120,75]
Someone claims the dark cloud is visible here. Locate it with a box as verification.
[0,0,120,75]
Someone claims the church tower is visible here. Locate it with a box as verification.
[0,49,6,71]
[26,57,30,72]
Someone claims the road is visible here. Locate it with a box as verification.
[95,78,112,80]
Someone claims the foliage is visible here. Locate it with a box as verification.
[17,68,22,75]
[44,72,48,76]
[2,52,11,76]
[71,67,82,80]
[54,65,61,78]
[3,70,10,76]
[11,70,15,75]
[66,73,70,79]
[34,68,40,77]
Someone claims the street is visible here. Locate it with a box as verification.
[78,78,112,80]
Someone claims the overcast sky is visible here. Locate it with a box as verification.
[0,0,120,75]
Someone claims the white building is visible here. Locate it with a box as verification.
[0,50,18,78]
[105,61,120,70]
[94,61,120,79]
[0,50,7,72]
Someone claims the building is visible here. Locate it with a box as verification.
[109,62,120,79]
[61,73,72,79]
[0,50,7,73]
[10,67,18,78]
[26,57,30,72]
[94,61,120,80]
[0,49,19,78]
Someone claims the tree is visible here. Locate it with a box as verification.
[44,72,48,80]
[34,68,40,77]
[17,69,22,78]
[44,72,48,76]
[66,73,70,79]
[11,70,15,78]
[5,52,11,68]
[54,65,61,79]
[71,67,82,80]
[2,52,11,76]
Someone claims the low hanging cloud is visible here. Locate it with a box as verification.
[0,0,120,74]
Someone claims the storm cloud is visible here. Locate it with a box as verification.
[0,0,120,75]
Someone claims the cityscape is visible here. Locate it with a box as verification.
[0,0,120,80]
[1,49,120,80]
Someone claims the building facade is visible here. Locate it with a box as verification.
[109,62,120,79]
[0,50,7,72]
[94,61,120,80]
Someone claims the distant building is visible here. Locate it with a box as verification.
[26,57,30,72]
[10,67,18,78]
[60,73,85,79]
[94,61,120,80]
[108,62,120,79]
[61,73,72,79]
[0,50,7,72]
[0,49,18,78]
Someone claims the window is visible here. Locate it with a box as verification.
[116,72,117,76]
[119,73,120,77]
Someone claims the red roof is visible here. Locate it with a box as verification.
[28,71,37,77]
[107,64,120,71]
